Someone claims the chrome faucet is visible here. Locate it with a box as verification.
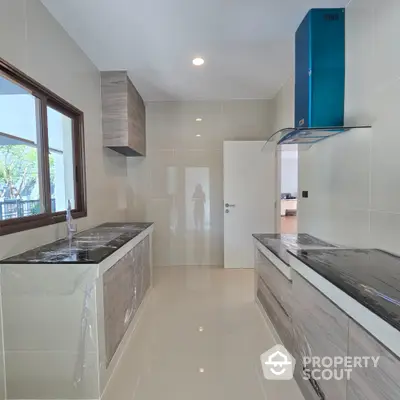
[66,200,77,240]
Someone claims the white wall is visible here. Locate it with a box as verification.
[127,100,274,266]
[272,76,294,133]
[271,76,296,229]
[0,0,128,260]
[297,0,400,254]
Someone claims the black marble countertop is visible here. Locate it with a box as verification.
[289,248,400,332]
[253,233,336,265]
[0,222,154,265]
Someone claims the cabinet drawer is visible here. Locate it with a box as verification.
[103,236,151,367]
[103,247,137,366]
[347,320,400,400]
[292,271,348,400]
[257,251,291,316]
[257,276,292,352]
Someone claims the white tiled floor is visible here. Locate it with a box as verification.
[103,266,304,400]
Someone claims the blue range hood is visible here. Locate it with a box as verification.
[268,8,371,148]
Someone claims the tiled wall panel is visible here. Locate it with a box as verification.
[127,100,274,266]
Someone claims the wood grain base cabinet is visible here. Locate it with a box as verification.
[256,251,291,316]
[292,271,349,400]
[103,236,151,366]
[257,276,293,352]
[256,252,400,400]
[291,271,400,400]
[347,320,400,400]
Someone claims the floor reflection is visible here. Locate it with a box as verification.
[185,168,211,265]
[101,267,305,400]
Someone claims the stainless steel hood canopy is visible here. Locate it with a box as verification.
[269,125,372,146]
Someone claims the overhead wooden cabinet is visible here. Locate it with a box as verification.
[101,71,146,156]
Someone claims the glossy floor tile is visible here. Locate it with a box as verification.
[102,266,304,400]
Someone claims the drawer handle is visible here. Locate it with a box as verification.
[303,366,326,400]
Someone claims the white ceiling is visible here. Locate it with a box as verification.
[41,0,349,102]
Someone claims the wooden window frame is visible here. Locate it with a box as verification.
[0,58,87,236]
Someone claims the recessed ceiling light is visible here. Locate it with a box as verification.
[193,57,205,66]
[198,326,204,332]
[196,134,201,137]
[196,118,202,122]
[199,368,205,373]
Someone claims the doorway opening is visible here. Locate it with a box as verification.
[280,145,298,234]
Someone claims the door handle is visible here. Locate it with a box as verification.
[225,203,236,208]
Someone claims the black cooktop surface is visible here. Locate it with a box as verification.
[253,233,336,265]
[290,248,400,332]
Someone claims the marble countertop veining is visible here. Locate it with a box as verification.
[289,248,400,333]
[252,233,337,265]
[0,222,154,265]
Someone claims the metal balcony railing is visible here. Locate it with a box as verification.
[0,199,56,220]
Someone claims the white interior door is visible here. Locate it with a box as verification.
[224,141,276,269]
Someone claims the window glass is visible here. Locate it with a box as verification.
[0,75,43,220]
[47,106,76,212]
[0,60,86,235]
[0,75,37,140]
